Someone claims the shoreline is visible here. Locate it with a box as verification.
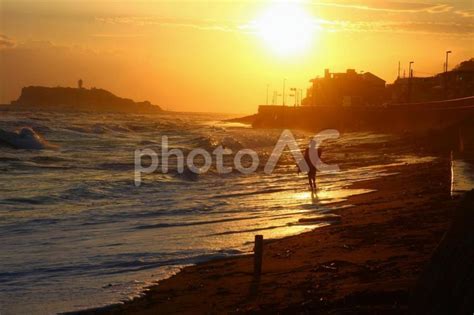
[73,147,459,314]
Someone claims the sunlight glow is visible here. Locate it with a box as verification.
[252,3,318,57]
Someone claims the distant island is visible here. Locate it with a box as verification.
[7,82,163,113]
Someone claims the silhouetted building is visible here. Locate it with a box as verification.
[78,79,83,89]
[388,77,440,103]
[303,69,386,106]
[388,58,474,103]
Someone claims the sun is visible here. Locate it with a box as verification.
[252,3,318,57]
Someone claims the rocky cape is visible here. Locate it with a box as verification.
[7,86,163,113]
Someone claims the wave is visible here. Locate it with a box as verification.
[0,249,245,286]
[207,224,287,236]
[174,168,200,181]
[138,140,160,146]
[31,155,70,163]
[97,162,136,171]
[63,126,96,134]
[0,156,21,162]
[0,127,56,150]
[1,196,56,205]
[134,215,260,230]
[185,134,245,152]
[62,123,134,135]
[212,187,288,199]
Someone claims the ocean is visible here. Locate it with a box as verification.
[0,111,460,314]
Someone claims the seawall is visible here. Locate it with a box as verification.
[252,97,474,132]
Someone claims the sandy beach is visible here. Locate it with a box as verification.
[73,138,461,314]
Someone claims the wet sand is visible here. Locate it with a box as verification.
[75,147,459,314]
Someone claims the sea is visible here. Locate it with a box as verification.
[0,111,471,314]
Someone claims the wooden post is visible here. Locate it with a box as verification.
[254,235,263,277]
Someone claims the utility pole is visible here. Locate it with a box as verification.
[445,50,452,73]
[397,61,401,79]
[282,79,286,106]
[445,51,452,99]
[408,61,414,103]
[409,61,414,78]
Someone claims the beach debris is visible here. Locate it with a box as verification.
[312,262,339,272]
[274,249,294,258]
[321,263,338,271]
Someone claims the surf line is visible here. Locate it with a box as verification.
[134,129,340,186]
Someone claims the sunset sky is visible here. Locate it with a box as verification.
[1,0,473,113]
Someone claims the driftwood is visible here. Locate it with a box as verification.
[412,190,474,314]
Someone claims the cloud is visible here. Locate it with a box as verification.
[91,33,145,39]
[315,1,453,14]
[316,19,474,36]
[94,1,473,38]
[241,16,474,37]
[0,35,16,49]
[455,9,474,18]
[95,16,240,33]
[2,38,125,58]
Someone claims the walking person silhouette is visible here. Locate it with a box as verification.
[299,139,322,191]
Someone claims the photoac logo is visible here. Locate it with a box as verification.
[134,129,340,186]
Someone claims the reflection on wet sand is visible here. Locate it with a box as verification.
[451,153,474,197]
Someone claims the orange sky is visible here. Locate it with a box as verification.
[1,0,473,113]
